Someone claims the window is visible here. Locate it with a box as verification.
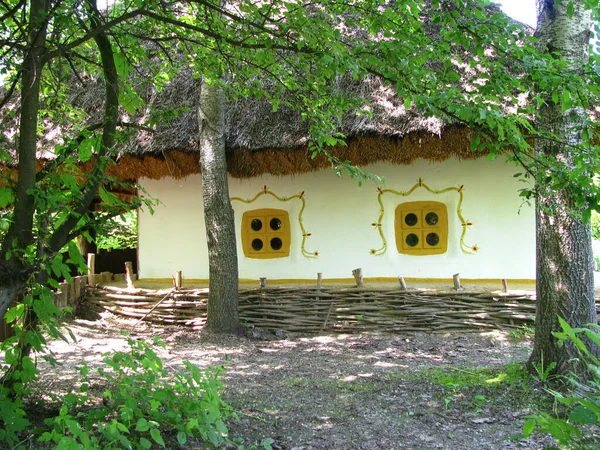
[395,201,448,255]
[241,208,291,259]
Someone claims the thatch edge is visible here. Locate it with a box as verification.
[110,126,480,181]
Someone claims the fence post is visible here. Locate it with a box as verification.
[87,253,95,286]
[174,271,183,290]
[125,261,135,289]
[453,273,464,292]
[352,268,364,288]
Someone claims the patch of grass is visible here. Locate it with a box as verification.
[419,362,529,392]
[509,325,535,343]
[403,362,545,412]
[286,377,310,388]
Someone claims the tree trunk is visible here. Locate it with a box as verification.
[0,0,49,319]
[198,81,240,334]
[529,0,596,375]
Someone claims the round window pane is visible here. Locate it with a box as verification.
[270,237,283,250]
[251,238,264,251]
[251,219,263,231]
[405,233,419,247]
[426,233,440,246]
[404,213,418,226]
[425,212,438,225]
[270,218,282,230]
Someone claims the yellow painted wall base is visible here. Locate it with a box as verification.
[138,277,535,285]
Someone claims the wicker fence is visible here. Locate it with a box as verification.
[86,286,541,333]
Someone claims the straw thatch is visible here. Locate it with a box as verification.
[57,68,472,182]
[1,4,527,182]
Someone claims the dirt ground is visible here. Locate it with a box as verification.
[30,301,562,450]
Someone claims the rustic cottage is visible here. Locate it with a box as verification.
[99,73,535,284]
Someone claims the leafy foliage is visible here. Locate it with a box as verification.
[517,318,600,448]
[2,338,230,448]
[590,212,600,241]
[96,211,138,250]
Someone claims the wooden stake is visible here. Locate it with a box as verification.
[398,276,407,291]
[259,277,267,288]
[453,273,464,292]
[352,268,364,288]
[125,262,135,289]
[501,278,508,293]
[174,271,183,290]
[58,282,70,309]
[317,272,323,288]
[73,276,82,298]
[87,253,95,286]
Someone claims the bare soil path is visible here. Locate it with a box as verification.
[30,303,559,450]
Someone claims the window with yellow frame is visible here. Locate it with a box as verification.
[241,208,291,259]
[395,201,448,255]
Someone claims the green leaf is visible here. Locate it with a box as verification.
[569,405,598,424]
[0,187,14,208]
[55,436,79,450]
[150,428,165,447]
[562,89,572,112]
[140,437,152,449]
[176,431,187,445]
[522,419,537,437]
[114,52,133,78]
[77,138,94,163]
[135,417,150,432]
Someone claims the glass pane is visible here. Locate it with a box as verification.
[270,218,282,230]
[270,237,283,250]
[251,238,264,251]
[425,212,438,225]
[426,233,439,246]
[405,233,419,247]
[251,219,263,231]
[404,213,418,226]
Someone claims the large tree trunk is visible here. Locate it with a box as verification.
[198,81,240,334]
[529,0,596,374]
[0,0,49,319]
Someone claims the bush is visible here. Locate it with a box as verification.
[517,317,600,448]
[2,337,230,449]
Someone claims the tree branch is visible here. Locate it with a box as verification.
[48,0,120,253]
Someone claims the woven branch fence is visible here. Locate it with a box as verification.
[86,286,544,333]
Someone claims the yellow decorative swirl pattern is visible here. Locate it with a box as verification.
[370,178,478,256]
[231,185,319,258]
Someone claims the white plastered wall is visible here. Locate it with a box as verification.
[138,157,535,280]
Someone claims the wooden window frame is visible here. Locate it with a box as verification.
[394,201,448,255]
[241,208,291,259]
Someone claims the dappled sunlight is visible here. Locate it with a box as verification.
[373,360,406,368]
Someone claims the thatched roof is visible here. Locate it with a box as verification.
[1,3,527,181]
[65,68,479,181]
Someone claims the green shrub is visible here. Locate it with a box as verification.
[517,317,600,448]
[2,337,232,449]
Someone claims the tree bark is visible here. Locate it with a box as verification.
[0,0,49,319]
[529,0,596,374]
[198,81,240,334]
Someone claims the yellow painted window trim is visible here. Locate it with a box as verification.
[395,201,448,255]
[231,185,319,258]
[370,178,478,256]
[241,208,291,259]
